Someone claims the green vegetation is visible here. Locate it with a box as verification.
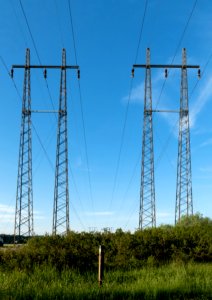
[0,214,211,298]
[1,214,211,271]
[0,263,211,299]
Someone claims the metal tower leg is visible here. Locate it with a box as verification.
[175,48,193,224]
[53,49,70,235]
[139,48,156,229]
[14,48,33,240]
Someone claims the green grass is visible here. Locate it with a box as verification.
[0,263,211,299]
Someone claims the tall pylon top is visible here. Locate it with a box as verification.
[182,48,187,67]
[146,47,150,66]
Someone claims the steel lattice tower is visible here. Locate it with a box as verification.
[53,49,70,235]
[139,48,156,229]
[14,48,33,239]
[175,48,193,223]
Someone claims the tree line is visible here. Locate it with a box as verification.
[0,214,211,272]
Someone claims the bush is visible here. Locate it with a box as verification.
[0,215,211,272]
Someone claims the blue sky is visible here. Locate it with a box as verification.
[0,0,212,234]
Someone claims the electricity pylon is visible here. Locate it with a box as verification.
[14,48,33,240]
[175,48,193,223]
[132,48,199,229]
[12,48,79,237]
[53,49,70,235]
[139,48,156,229]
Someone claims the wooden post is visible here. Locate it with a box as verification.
[98,245,104,287]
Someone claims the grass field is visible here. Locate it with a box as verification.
[0,263,211,299]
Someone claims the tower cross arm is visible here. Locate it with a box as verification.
[133,64,199,69]
[12,64,79,70]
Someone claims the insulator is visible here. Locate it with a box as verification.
[44,69,47,79]
[165,69,168,78]
[131,68,134,78]
[77,69,80,79]
[10,68,14,78]
[198,69,201,79]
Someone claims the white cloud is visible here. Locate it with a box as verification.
[199,166,212,173]
[0,204,45,226]
[0,204,15,227]
[124,74,212,141]
[84,211,114,216]
[122,82,144,104]
[156,75,212,138]
[75,156,83,168]
[0,204,15,213]
[190,76,212,128]
[156,211,174,226]
[0,213,14,223]
[199,138,212,148]
[157,212,172,218]
[122,71,164,105]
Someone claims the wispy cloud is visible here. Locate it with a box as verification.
[122,71,164,105]
[157,212,172,218]
[0,204,45,225]
[159,76,212,137]
[0,204,14,214]
[156,211,174,225]
[0,204,15,225]
[124,75,212,141]
[84,211,114,217]
[0,214,14,223]
[122,82,144,104]
[199,138,212,148]
[199,165,212,173]
[190,76,212,128]
[75,156,83,168]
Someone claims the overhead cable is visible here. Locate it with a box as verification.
[110,0,149,211]
[67,0,94,213]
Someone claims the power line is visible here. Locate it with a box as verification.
[125,0,198,202]
[68,0,78,65]
[1,54,56,182]
[11,0,54,115]
[110,78,134,209]
[18,1,88,229]
[51,0,85,216]
[134,0,149,64]
[124,0,198,229]
[115,115,178,229]
[19,0,88,230]
[19,0,56,113]
[190,51,212,98]
[9,0,28,48]
[70,202,86,231]
[155,0,198,110]
[121,53,209,230]
[110,1,149,211]
[67,0,94,213]
[118,150,141,213]
[32,124,55,171]
[19,0,87,227]
[154,121,178,170]
[78,81,94,211]
[19,0,41,65]
[123,198,138,231]
[0,54,56,173]
[0,56,22,100]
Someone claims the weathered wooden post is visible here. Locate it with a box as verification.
[98,245,104,287]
